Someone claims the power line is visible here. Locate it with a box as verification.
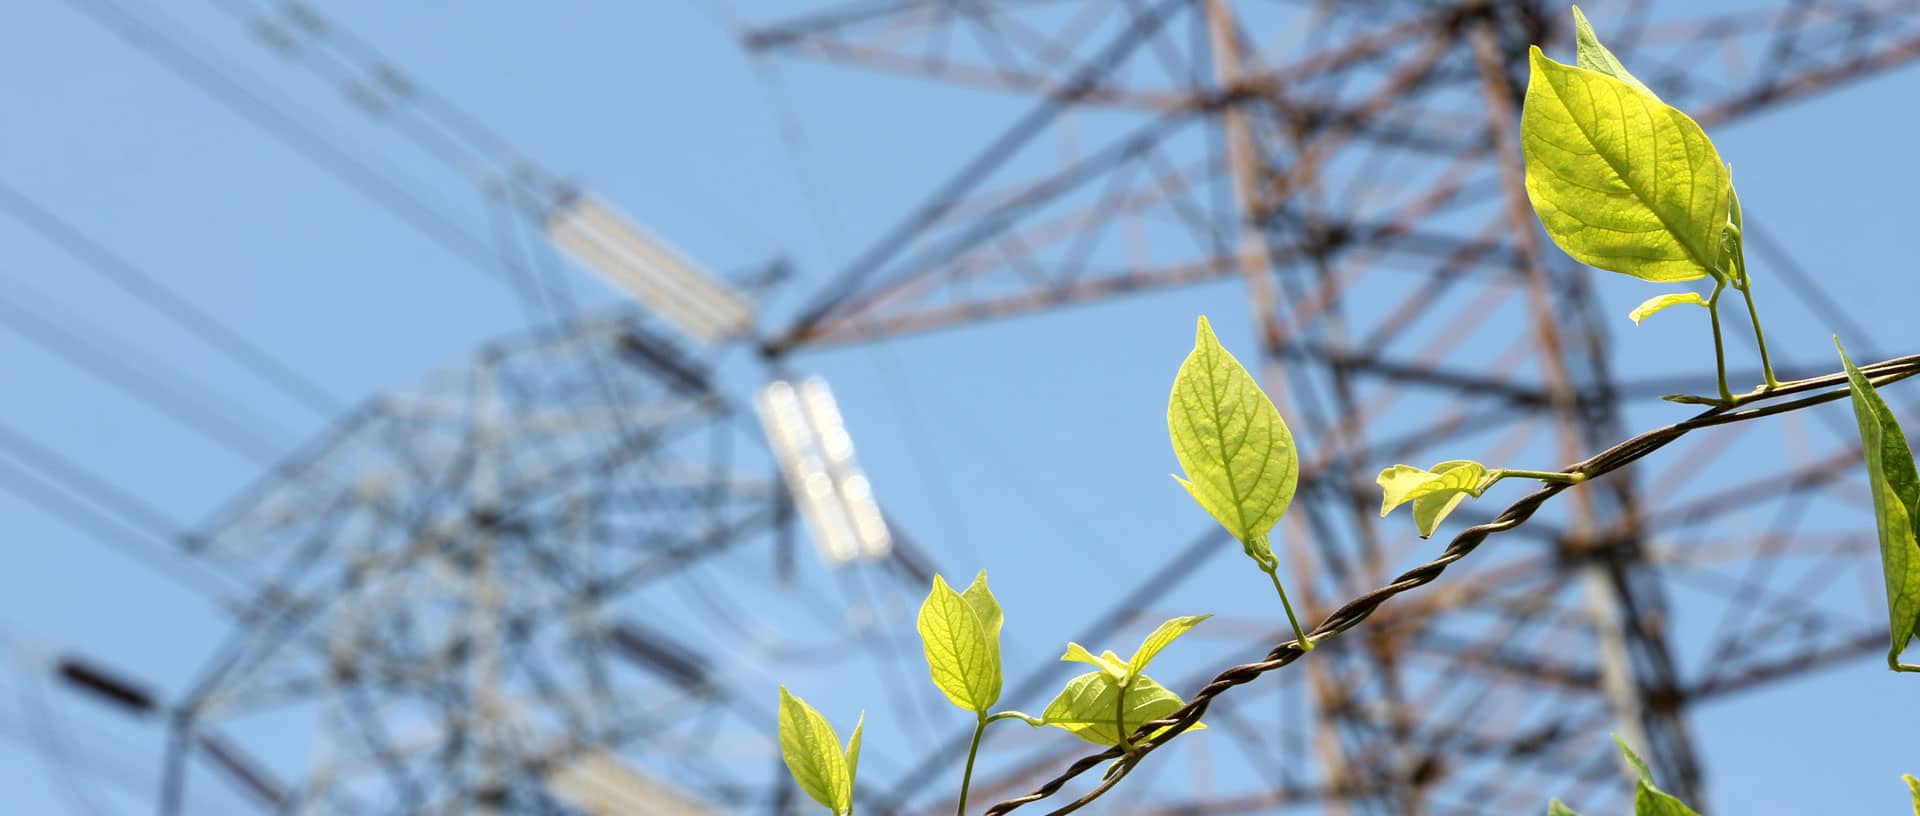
[0,276,289,464]
[0,179,345,416]
[58,0,528,297]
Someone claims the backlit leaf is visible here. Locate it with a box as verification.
[960,571,1004,643]
[1628,292,1709,325]
[1904,774,1919,814]
[1126,614,1210,683]
[1377,460,1488,538]
[916,574,1003,712]
[1614,736,1700,816]
[1522,47,1731,283]
[1572,6,1653,97]
[844,712,863,808]
[778,687,853,814]
[1548,801,1582,816]
[1169,316,1299,544]
[1838,340,1920,671]
[1061,642,1128,682]
[1040,671,1205,746]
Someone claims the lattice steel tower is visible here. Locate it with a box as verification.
[744,1,1920,813]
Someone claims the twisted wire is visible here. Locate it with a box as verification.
[984,352,1920,815]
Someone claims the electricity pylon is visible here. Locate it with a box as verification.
[745,2,1920,813]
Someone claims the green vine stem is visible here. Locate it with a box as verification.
[955,712,988,816]
[1262,567,1314,652]
[980,352,1920,816]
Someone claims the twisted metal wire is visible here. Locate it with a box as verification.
[983,352,1920,816]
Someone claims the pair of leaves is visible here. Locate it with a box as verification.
[778,687,863,816]
[1169,316,1299,551]
[1044,615,1210,745]
[1377,460,1489,538]
[1838,341,1920,671]
[1525,6,1737,325]
[917,571,1006,712]
[1547,738,1698,816]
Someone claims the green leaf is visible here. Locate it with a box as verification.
[1838,340,1920,671]
[1126,614,1211,684]
[1377,460,1488,538]
[1628,292,1709,325]
[1040,671,1206,746]
[778,687,853,814]
[1547,800,1582,816]
[1904,774,1920,815]
[1522,47,1731,283]
[1061,642,1128,682]
[959,570,1003,642]
[1571,6,1653,97]
[1614,736,1700,816]
[844,712,863,809]
[916,573,1003,712]
[1169,315,1299,544]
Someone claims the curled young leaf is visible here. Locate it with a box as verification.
[1377,460,1489,538]
[1838,340,1920,671]
[1613,736,1701,816]
[1628,292,1709,325]
[1904,774,1919,815]
[778,687,857,815]
[1571,6,1653,97]
[1061,642,1128,682]
[917,573,1004,712]
[1169,315,1299,545]
[1039,671,1205,746]
[1125,614,1210,684]
[1522,47,1731,283]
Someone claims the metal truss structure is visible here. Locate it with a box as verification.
[151,314,933,814]
[741,1,1920,813]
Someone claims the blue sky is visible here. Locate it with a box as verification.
[0,1,1917,813]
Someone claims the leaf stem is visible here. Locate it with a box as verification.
[956,712,988,816]
[1707,278,1733,404]
[1263,568,1314,652]
[1114,683,1131,749]
[1735,279,1782,389]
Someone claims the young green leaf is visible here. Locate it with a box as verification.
[1904,774,1920,815]
[1547,800,1582,816]
[959,570,1003,642]
[1377,460,1488,538]
[1522,46,1731,283]
[1125,614,1210,684]
[1169,315,1299,544]
[1571,6,1653,97]
[778,687,856,815]
[1039,671,1205,746]
[1838,340,1920,671]
[844,712,863,806]
[1614,736,1700,816]
[1061,642,1128,682]
[917,574,1004,712]
[1628,292,1709,325]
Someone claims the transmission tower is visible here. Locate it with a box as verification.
[743,1,1920,813]
[154,313,936,814]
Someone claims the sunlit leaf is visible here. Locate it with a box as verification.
[844,712,863,808]
[1838,340,1920,671]
[1377,460,1488,538]
[959,570,1004,643]
[1126,614,1210,683]
[1904,774,1919,815]
[917,574,1003,712]
[1614,736,1700,816]
[1061,642,1128,682]
[1522,47,1731,283]
[1040,671,1206,746]
[1628,292,1709,325]
[1572,6,1653,97]
[779,687,853,815]
[1548,800,1582,816]
[1169,316,1299,544]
